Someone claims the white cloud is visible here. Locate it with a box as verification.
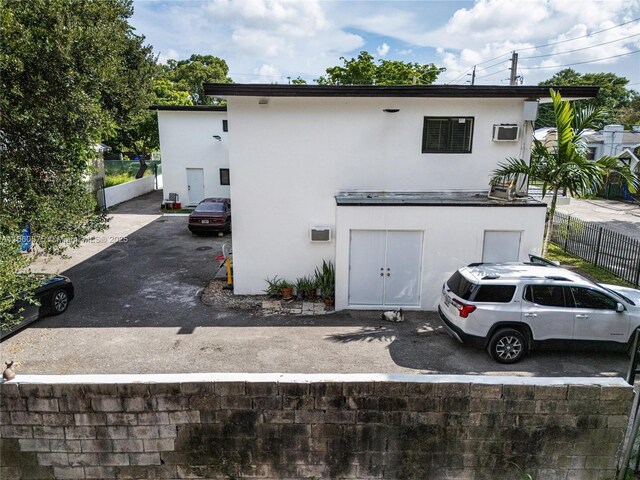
[157,48,180,65]
[255,64,282,83]
[376,43,390,57]
[132,0,640,87]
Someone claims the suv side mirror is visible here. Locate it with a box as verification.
[617,302,625,313]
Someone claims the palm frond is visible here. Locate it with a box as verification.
[596,156,640,194]
[573,104,607,137]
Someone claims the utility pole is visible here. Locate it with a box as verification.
[509,52,518,86]
[468,65,476,85]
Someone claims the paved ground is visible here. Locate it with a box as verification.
[0,191,630,378]
[556,197,640,240]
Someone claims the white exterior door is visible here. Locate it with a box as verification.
[482,230,522,262]
[186,168,205,205]
[348,230,422,307]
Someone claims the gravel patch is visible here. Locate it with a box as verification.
[201,279,334,316]
[201,279,263,312]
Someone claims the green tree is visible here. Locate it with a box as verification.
[0,0,154,328]
[316,51,444,85]
[617,95,640,128]
[536,69,636,127]
[163,54,233,105]
[492,89,638,256]
[105,78,193,176]
[291,77,307,85]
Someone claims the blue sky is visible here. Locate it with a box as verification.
[131,0,640,90]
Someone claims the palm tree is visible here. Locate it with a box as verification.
[491,88,638,256]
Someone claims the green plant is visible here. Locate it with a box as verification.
[104,172,135,187]
[492,88,638,256]
[314,260,335,299]
[295,276,315,297]
[280,280,293,290]
[264,276,284,297]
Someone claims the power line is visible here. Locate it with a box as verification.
[521,49,640,69]
[467,16,640,69]
[517,17,640,52]
[474,68,510,80]
[446,67,475,85]
[520,33,640,59]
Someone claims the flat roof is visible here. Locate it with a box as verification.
[149,105,227,112]
[204,83,599,99]
[335,191,546,207]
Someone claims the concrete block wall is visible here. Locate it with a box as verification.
[0,374,634,480]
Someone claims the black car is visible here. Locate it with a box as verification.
[188,198,231,234]
[1,275,74,339]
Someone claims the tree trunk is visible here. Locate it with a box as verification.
[541,188,559,257]
[134,144,147,179]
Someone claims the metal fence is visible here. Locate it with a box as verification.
[551,212,640,287]
[104,159,161,176]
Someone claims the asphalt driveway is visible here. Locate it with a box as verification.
[0,192,630,378]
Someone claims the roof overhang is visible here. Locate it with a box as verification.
[149,105,227,112]
[203,83,599,101]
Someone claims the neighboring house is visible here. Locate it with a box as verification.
[535,124,640,200]
[535,125,640,172]
[583,125,640,173]
[153,105,229,206]
[164,84,597,311]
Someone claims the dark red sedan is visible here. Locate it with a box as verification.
[188,198,232,234]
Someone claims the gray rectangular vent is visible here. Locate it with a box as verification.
[310,227,331,242]
[493,124,520,141]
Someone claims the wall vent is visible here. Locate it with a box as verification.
[310,226,331,242]
[493,124,520,141]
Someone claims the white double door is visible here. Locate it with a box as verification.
[348,230,423,307]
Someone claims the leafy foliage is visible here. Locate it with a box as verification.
[163,54,233,105]
[492,89,639,255]
[536,69,638,127]
[316,51,444,85]
[0,0,153,327]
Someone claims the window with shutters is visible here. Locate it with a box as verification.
[220,168,230,186]
[422,117,474,154]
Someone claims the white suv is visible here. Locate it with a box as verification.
[438,261,640,363]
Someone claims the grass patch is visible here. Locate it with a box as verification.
[160,207,193,214]
[104,169,152,188]
[547,244,635,287]
[105,172,135,187]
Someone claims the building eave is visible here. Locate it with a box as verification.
[149,105,227,112]
[203,83,599,100]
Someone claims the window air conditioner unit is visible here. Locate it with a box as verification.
[310,226,331,242]
[493,124,520,141]
[488,182,516,201]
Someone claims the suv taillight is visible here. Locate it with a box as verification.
[452,299,476,318]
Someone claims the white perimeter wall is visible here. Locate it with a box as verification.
[334,205,546,310]
[157,111,229,205]
[226,96,542,307]
[98,175,157,209]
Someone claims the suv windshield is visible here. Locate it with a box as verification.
[447,271,476,300]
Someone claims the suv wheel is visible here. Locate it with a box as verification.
[488,329,526,364]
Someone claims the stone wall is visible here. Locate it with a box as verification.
[0,374,634,480]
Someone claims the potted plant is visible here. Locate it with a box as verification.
[280,280,294,300]
[264,276,283,298]
[294,277,308,301]
[314,260,335,306]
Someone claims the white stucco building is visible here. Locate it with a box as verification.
[154,105,229,206]
[164,84,598,311]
